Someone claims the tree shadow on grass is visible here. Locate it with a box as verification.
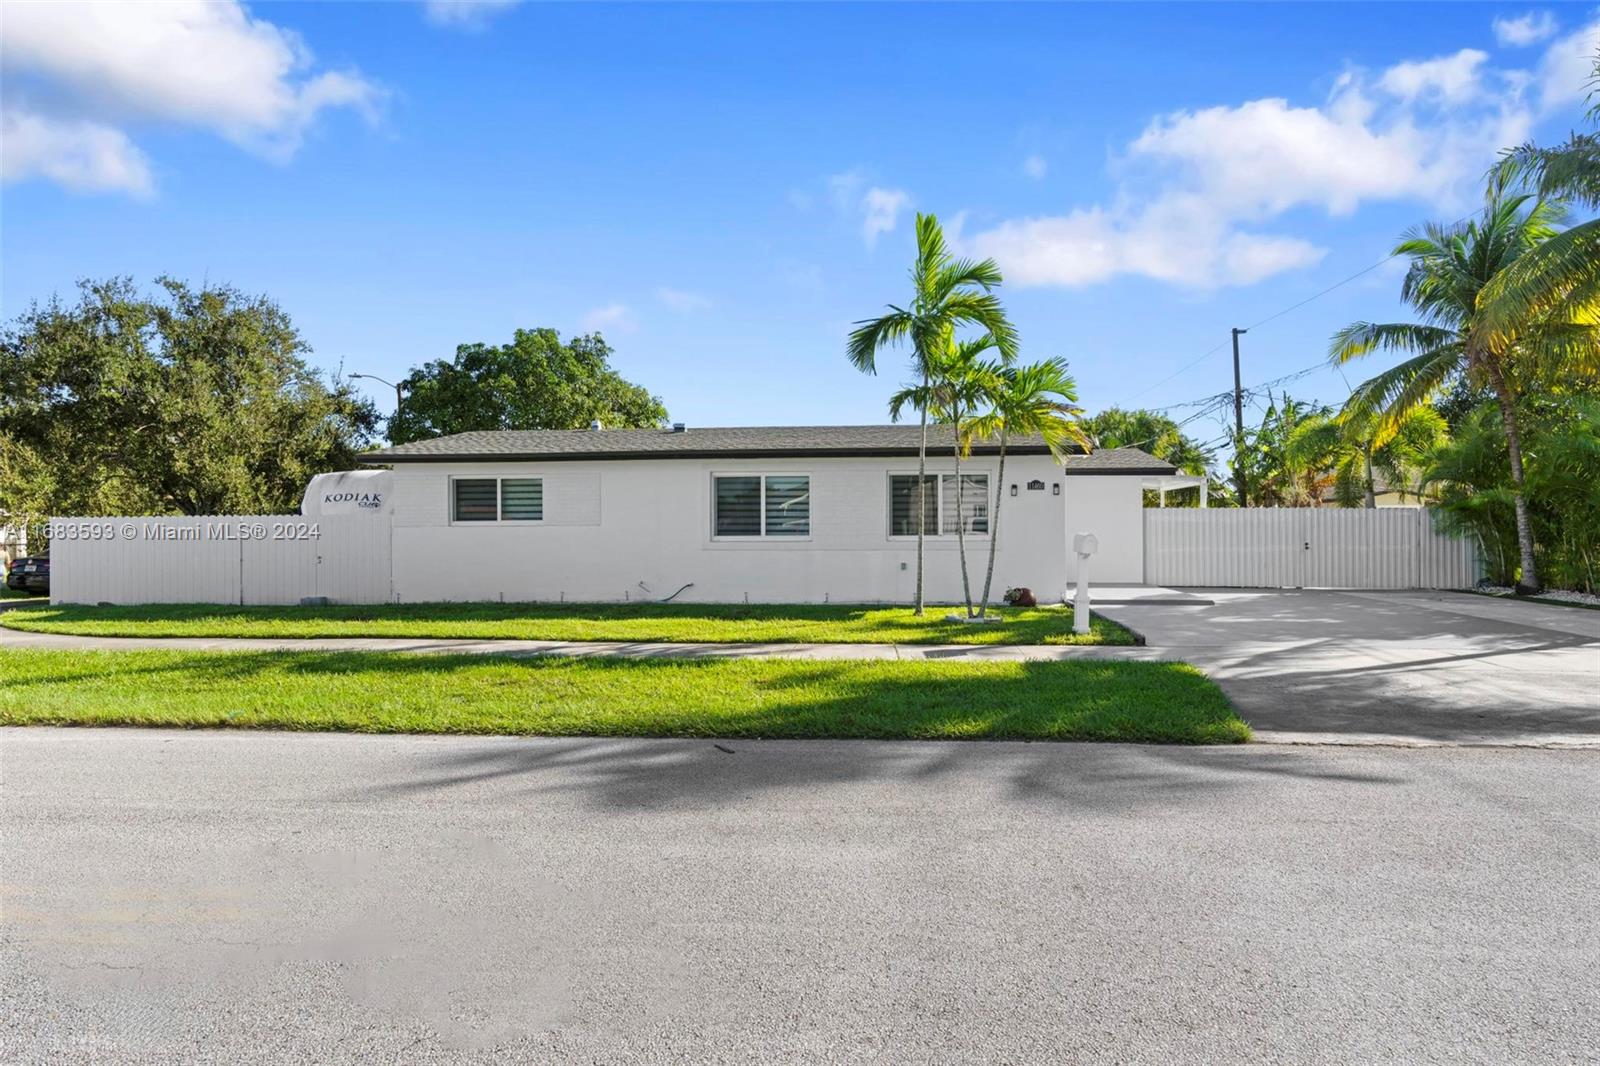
[7,651,1240,742]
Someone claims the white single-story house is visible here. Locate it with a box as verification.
[357,425,1174,604]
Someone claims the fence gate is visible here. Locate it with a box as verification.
[1143,508,1479,590]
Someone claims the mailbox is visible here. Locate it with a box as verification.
[1071,532,1097,635]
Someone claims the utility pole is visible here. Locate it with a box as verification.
[1231,328,1248,508]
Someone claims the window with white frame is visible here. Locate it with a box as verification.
[451,476,544,522]
[713,474,810,538]
[889,473,988,536]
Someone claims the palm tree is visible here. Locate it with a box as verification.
[1331,194,1568,592]
[967,358,1089,618]
[1480,52,1600,357]
[890,336,1000,617]
[1239,393,1334,507]
[848,213,1018,614]
[1288,406,1448,508]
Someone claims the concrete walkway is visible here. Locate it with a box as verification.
[4,589,1596,747]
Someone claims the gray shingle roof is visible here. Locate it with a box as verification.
[359,425,1174,474]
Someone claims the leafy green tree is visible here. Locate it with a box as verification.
[1426,397,1600,592]
[0,277,378,525]
[1239,393,1335,507]
[968,358,1088,617]
[1331,194,1587,592]
[388,328,667,445]
[1082,408,1212,473]
[848,213,1018,614]
[1082,407,1217,506]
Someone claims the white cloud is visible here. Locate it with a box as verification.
[1493,11,1559,47]
[1022,154,1048,179]
[827,169,865,210]
[656,287,712,312]
[861,186,911,247]
[423,1,523,30]
[1535,18,1600,111]
[959,38,1578,290]
[0,0,382,194]
[1378,48,1489,104]
[0,109,154,196]
[581,303,636,334]
[964,202,1326,289]
[818,171,912,246]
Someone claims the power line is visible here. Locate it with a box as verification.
[1114,340,1230,407]
[1114,206,1483,409]
[1237,253,1401,333]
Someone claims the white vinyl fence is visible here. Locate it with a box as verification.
[49,516,392,605]
[1144,508,1480,590]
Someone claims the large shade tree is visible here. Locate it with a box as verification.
[847,213,1017,614]
[0,277,377,526]
[388,328,666,445]
[1330,195,1587,592]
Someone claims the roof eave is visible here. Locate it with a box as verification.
[358,444,1070,464]
[356,447,1170,475]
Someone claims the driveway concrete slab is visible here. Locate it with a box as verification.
[1099,589,1599,745]
[3,728,1595,1065]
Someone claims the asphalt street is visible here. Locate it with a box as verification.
[4,729,1597,1064]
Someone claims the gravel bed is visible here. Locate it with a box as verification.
[1476,585,1600,608]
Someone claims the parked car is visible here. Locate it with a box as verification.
[5,555,49,596]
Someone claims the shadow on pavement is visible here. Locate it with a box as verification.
[343,735,1408,814]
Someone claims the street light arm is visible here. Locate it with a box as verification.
[350,373,406,416]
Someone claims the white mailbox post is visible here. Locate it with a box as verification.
[1072,532,1099,635]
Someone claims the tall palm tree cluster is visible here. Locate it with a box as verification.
[847,59,1598,599]
[848,214,1089,618]
[1331,53,1600,593]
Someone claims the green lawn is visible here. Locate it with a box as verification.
[0,601,1136,645]
[0,650,1247,744]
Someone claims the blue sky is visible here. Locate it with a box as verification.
[4,2,1598,453]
